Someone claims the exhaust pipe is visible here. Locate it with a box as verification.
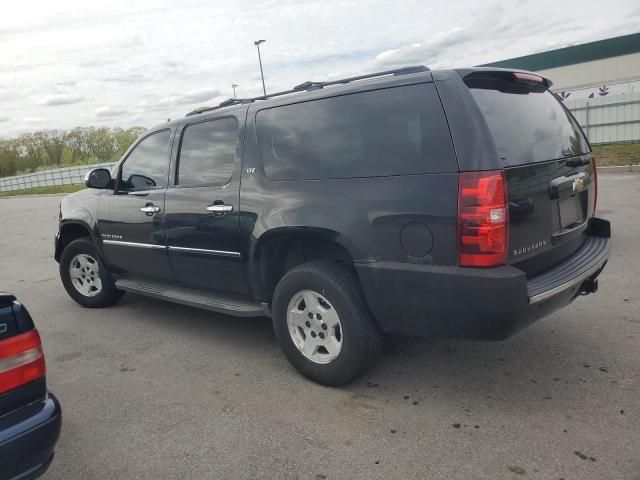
[579,278,598,296]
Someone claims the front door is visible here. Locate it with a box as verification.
[164,115,249,295]
[98,129,174,281]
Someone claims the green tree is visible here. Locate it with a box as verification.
[0,125,147,178]
[33,130,66,166]
[65,127,92,162]
[17,133,47,172]
[0,139,21,177]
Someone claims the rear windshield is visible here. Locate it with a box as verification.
[256,83,456,180]
[467,80,589,167]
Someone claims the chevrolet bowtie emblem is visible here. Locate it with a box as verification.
[572,177,584,193]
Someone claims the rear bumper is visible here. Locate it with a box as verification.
[356,219,610,340]
[0,393,61,480]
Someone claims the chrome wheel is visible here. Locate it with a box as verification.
[287,290,343,364]
[68,254,102,297]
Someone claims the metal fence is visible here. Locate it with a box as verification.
[0,162,116,193]
[565,92,640,145]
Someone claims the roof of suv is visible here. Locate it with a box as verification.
[148,65,551,132]
[185,65,432,117]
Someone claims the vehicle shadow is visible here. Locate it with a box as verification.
[111,293,600,415]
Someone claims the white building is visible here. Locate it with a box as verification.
[481,33,640,144]
[481,32,640,101]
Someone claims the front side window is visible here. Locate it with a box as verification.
[256,83,456,181]
[120,130,170,190]
[177,117,238,187]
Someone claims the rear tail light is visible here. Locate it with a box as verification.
[592,157,598,215]
[458,170,508,267]
[0,329,46,394]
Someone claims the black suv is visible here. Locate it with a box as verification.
[55,66,610,385]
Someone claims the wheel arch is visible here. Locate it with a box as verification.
[55,220,99,262]
[249,227,361,303]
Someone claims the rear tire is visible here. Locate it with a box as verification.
[272,261,382,386]
[59,238,124,308]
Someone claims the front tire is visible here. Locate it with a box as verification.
[272,261,382,386]
[59,238,124,308]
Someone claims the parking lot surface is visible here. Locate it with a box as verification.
[0,173,638,480]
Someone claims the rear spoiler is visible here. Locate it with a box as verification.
[456,68,553,89]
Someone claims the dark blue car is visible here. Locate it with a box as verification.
[0,293,61,480]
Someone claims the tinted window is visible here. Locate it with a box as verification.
[256,83,456,180]
[120,130,170,190]
[468,83,589,166]
[177,118,238,187]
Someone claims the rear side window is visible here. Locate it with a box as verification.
[466,77,589,166]
[256,83,456,180]
[177,117,238,187]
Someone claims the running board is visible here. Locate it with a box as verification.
[114,279,266,317]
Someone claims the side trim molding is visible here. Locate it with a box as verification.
[168,246,241,258]
[102,240,166,250]
[101,240,242,258]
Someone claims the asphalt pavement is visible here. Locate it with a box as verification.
[0,173,638,480]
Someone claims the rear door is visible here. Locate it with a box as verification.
[463,71,594,276]
[163,114,249,295]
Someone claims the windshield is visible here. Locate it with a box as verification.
[468,82,590,167]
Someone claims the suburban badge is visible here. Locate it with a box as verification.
[513,240,546,256]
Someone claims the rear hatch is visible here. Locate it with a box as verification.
[463,70,596,277]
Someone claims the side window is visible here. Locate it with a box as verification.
[120,130,170,190]
[177,117,238,187]
[256,83,456,180]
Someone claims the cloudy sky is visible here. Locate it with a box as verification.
[1,0,638,136]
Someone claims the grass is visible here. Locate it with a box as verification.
[592,143,640,167]
[0,184,85,197]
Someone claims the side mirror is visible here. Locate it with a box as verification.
[84,168,112,189]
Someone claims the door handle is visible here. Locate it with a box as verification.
[140,205,161,214]
[206,204,233,214]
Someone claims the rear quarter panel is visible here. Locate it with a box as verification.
[239,108,459,300]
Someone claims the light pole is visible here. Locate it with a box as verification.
[254,39,267,96]
[232,84,238,99]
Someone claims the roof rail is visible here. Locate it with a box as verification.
[294,65,430,91]
[185,65,429,117]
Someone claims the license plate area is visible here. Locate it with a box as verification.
[558,194,586,229]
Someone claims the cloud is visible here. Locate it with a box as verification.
[371,26,480,69]
[0,116,10,123]
[179,88,223,104]
[100,73,148,84]
[38,94,84,106]
[153,88,223,110]
[94,106,128,118]
[0,0,638,136]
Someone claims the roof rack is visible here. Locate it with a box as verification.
[185,65,429,116]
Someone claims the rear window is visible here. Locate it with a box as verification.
[467,79,589,167]
[256,83,456,180]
